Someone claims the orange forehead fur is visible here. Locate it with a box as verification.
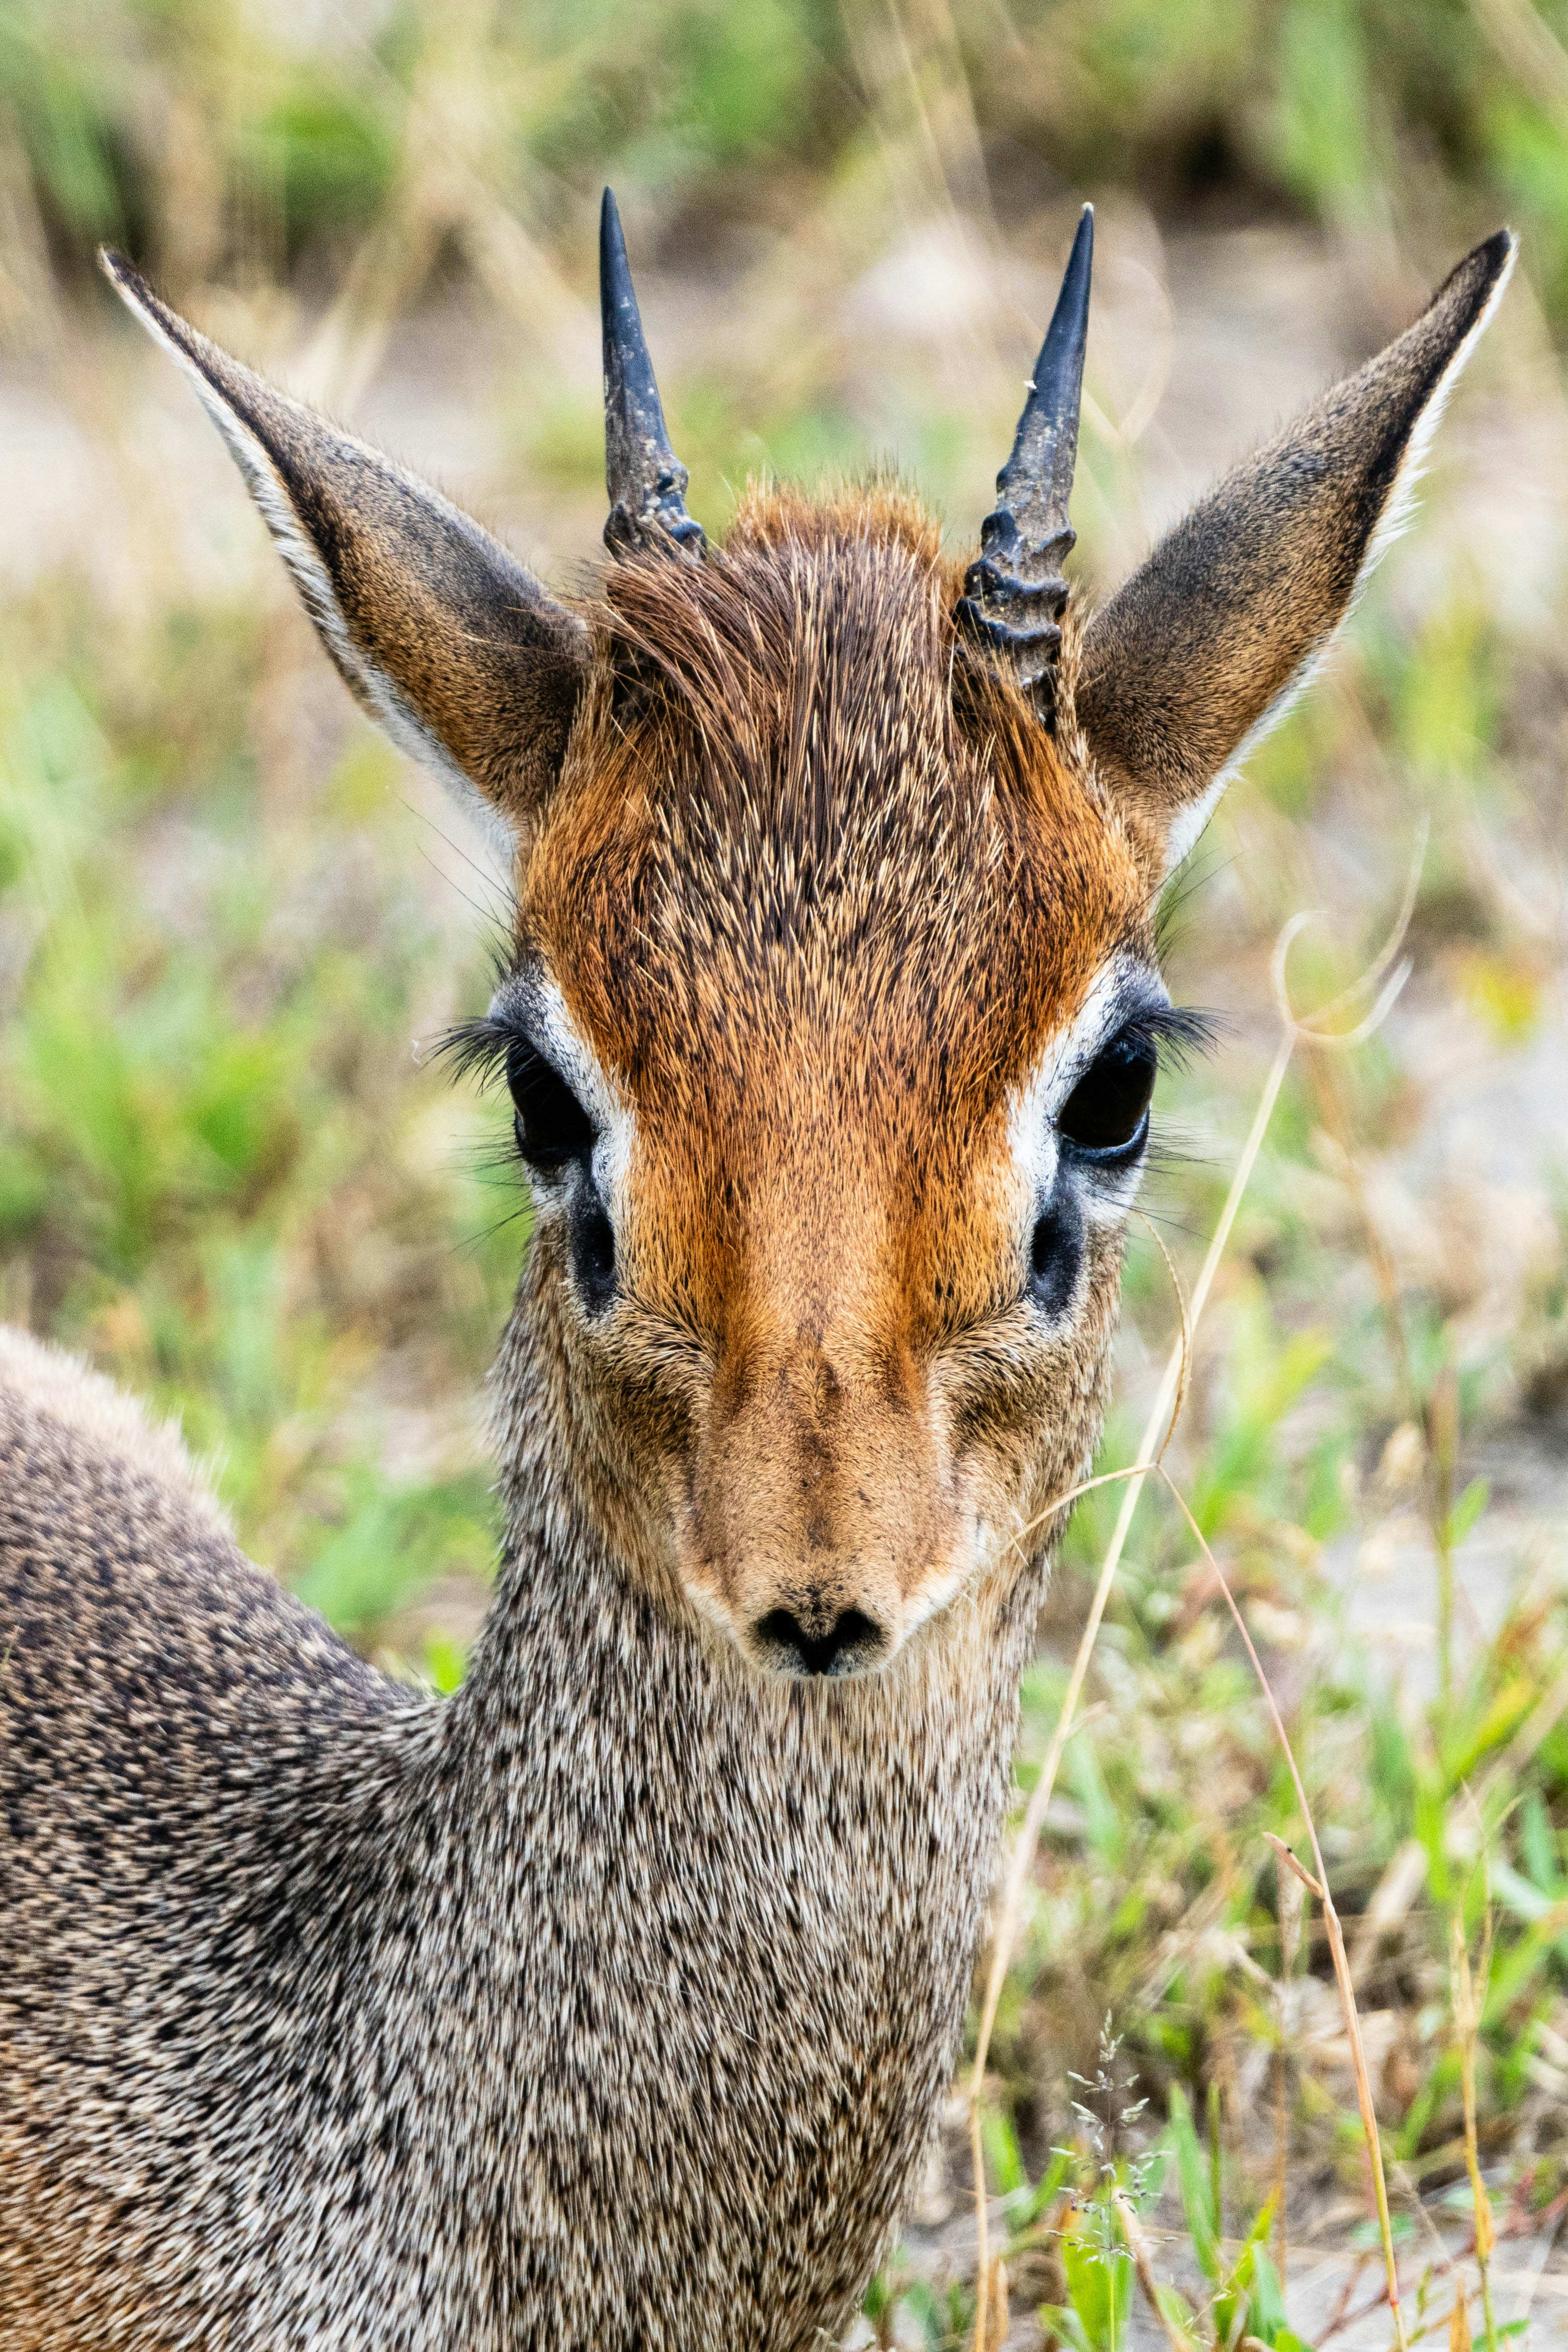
[526,484,1146,1086]
[521,482,1148,1333]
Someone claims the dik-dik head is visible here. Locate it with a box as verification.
[104,200,1512,1681]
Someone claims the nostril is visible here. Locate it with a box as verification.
[753,1605,884,1678]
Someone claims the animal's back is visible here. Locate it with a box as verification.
[0,1330,422,2347]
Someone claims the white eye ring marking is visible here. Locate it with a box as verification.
[490,974,634,1211]
[1006,955,1167,1235]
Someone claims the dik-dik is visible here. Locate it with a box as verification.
[0,197,1512,2348]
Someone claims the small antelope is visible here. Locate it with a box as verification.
[1,198,1511,2348]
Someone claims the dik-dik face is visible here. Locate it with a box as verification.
[487,498,1188,1677]
[105,198,1512,1679]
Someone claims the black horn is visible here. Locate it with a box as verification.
[600,188,705,560]
[955,204,1093,725]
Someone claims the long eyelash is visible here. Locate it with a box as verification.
[434,1012,519,1092]
[1107,1007,1224,1178]
[1153,842,1231,962]
[1141,1133,1222,1182]
[430,1017,527,1215]
[1126,1003,1224,1069]
[1136,1010,1225,1184]
[432,925,537,1088]
[441,1009,1224,1133]
[1130,1200,1209,1246]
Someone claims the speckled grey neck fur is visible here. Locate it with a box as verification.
[0,1294,1047,2350]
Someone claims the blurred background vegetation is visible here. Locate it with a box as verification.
[10,0,1568,313]
[5,3,1568,2344]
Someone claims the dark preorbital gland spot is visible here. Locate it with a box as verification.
[569,1183,617,1312]
[1027,1184,1083,1321]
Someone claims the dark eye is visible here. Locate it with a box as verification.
[1058,1029,1158,1157]
[506,1036,596,1172]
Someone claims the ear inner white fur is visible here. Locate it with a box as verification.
[100,249,590,855]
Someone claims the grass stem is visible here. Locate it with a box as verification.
[1115,2186,1198,2352]
[1451,1913,1500,2352]
[1274,1858,1302,2294]
[1165,1480,1408,2352]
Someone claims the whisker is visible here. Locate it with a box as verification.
[394,790,514,911]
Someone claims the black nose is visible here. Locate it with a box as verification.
[753,1605,885,1677]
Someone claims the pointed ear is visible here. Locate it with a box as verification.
[101,252,591,849]
[1077,231,1515,875]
